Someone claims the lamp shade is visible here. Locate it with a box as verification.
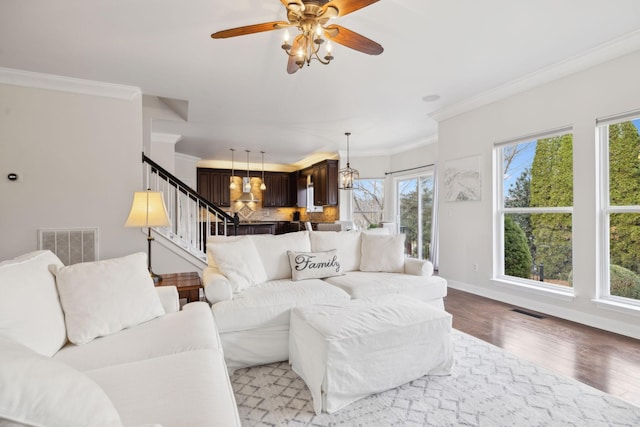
[124,191,170,228]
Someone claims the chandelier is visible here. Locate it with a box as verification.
[339,132,359,190]
[281,22,333,69]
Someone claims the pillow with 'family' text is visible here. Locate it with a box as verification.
[287,250,343,281]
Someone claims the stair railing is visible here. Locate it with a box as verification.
[141,154,238,262]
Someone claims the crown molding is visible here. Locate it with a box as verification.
[348,134,439,158]
[175,152,201,163]
[0,67,141,100]
[152,132,182,145]
[430,30,640,122]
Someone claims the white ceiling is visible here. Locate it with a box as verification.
[2,0,640,166]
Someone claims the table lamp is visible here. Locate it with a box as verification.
[124,189,170,283]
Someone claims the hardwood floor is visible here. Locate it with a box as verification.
[444,287,640,406]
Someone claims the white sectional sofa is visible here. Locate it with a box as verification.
[0,250,240,427]
[203,230,447,371]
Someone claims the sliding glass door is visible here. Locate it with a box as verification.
[397,173,434,260]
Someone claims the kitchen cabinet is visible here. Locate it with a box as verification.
[226,223,275,235]
[294,171,308,208]
[311,159,338,206]
[197,168,231,207]
[262,172,292,207]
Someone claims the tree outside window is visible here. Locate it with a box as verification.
[352,179,384,229]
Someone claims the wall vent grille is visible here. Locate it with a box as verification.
[38,228,98,265]
[512,308,546,319]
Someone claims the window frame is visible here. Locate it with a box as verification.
[597,112,640,309]
[394,169,435,261]
[493,127,574,295]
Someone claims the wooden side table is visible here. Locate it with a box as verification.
[156,272,203,303]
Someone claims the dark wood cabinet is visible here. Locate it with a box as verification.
[262,172,292,207]
[311,160,338,206]
[295,171,308,208]
[227,223,275,235]
[197,168,231,207]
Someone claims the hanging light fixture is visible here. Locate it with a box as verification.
[244,150,251,192]
[260,151,267,191]
[229,148,237,190]
[237,149,260,202]
[339,132,359,190]
[281,22,334,70]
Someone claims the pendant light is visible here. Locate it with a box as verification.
[339,132,359,190]
[260,151,267,191]
[244,150,251,192]
[229,148,237,190]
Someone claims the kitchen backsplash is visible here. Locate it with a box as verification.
[229,202,338,223]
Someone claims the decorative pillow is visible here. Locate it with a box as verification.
[0,335,123,427]
[251,231,311,280]
[0,250,68,356]
[287,250,343,281]
[208,238,268,292]
[360,233,406,273]
[309,231,362,272]
[51,252,165,345]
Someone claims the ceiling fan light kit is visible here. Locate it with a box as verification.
[211,0,383,74]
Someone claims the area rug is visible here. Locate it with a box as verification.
[230,330,640,426]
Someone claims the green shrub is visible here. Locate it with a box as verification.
[610,264,640,299]
[504,216,532,279]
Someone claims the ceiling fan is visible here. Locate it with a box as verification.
[211,0,383,74]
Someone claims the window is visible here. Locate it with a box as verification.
[495,128,573,290]
[397,172,434,260]
[352,179,384,229]
[598,114,640,305]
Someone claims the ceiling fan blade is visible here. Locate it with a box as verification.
[211,21,289,39]
[287,35,305,74]
[324,24,383,55]
[327,0,379,17]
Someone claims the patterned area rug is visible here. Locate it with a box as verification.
[230,330,640,426]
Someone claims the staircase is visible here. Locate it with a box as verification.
[142,154,237,265]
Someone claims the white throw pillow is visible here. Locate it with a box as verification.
[287,250,343,281]
[208,238,268,292]
[0,250,67,356]
[51,253,165,345]
[0,336,123,427]
[309,231,362,272]
[360,233,406,273]
[251,231,311,280]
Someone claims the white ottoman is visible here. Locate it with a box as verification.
[289,294,453,414]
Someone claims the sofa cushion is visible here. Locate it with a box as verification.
[212,279,350,333]
[86,349,240,427]
[251,231,311,280]
[51,252,165,345]
[0,250,67,357]
[309,231,362,272]
[323,271,448,303]
[208,237,268,292]
[360,233,406,273]
[0,335,123,427]
[54,302,220,371]
[208,232,311,281]
[288,249,343,281]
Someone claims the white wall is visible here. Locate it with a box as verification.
[0,79,146,261]
[437,51,640,339]
[175,152,200,189]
